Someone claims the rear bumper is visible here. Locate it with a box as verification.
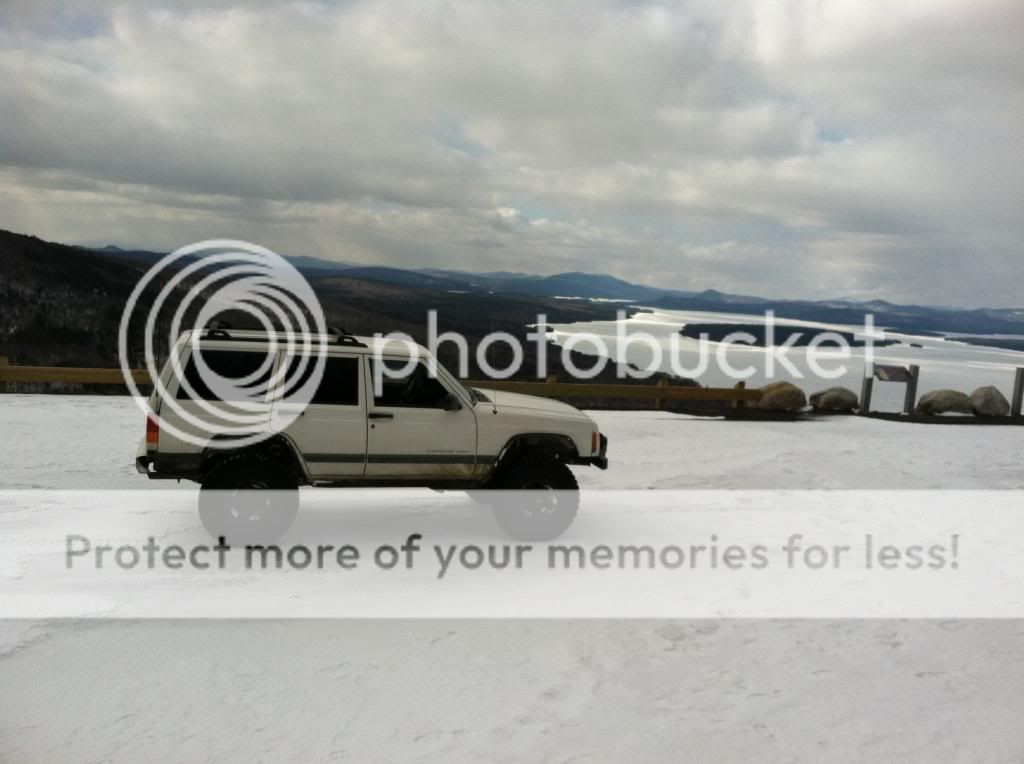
[136,453,195,480]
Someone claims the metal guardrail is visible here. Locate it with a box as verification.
[0,360,759,406]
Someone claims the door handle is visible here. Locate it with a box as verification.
[368,412,394,420]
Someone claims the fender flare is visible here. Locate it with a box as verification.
[200,433,309,483]
[487,433,580,482]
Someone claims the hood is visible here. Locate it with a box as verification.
[475,388,590,420]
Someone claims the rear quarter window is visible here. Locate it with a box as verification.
[176,348,274,401]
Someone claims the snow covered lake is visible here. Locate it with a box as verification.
[2,395,1023,760]
[548,308,1024,413]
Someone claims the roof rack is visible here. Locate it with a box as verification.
[328,325,368,348]
[195,324,368,348]
[204,320,232,339]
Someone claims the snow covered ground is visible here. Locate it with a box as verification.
[3,394,1022,491]
[2,395,1024,760]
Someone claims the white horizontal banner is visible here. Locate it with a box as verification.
[0,489,1020,618]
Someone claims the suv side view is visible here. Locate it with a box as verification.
[136,327,608,542]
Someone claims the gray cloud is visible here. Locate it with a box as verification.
[0,0,1021,306]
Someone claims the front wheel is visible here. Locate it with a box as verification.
[198,455,299,545]
[489,455,580,541]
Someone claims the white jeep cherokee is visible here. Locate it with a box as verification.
[136,327,608,542]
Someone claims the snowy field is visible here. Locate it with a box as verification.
[3,394,1022,491]
[2,395,1024,760]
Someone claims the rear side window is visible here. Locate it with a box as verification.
[283,355,360,406]
[176,348,274,401]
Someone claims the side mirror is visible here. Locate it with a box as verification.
[442,394,462,411]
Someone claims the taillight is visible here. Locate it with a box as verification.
[146,414,159,448]
[591,431,599,454]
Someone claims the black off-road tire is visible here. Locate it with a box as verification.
[490,455,580,541]
[198,454,299,545]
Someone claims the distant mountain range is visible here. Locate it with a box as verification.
[0,229,620,372]
[56,235,1024,337]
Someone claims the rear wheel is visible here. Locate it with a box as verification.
[198,454,299,545]
[489,455,580,541]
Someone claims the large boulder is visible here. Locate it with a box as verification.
[757,381,807,412]
[970,385,1010,417]
[915,389,972,416]
[809,386,859,413]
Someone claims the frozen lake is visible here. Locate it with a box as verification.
[548,308,1024,412]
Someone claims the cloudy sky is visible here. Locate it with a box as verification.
[1,1,1021,307]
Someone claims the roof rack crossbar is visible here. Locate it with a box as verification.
[328,325,367,347]
[196,326,368,348]
[201,319,233,339]
[336,335,367,348]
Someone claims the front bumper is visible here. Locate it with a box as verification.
[587,433,609,470]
